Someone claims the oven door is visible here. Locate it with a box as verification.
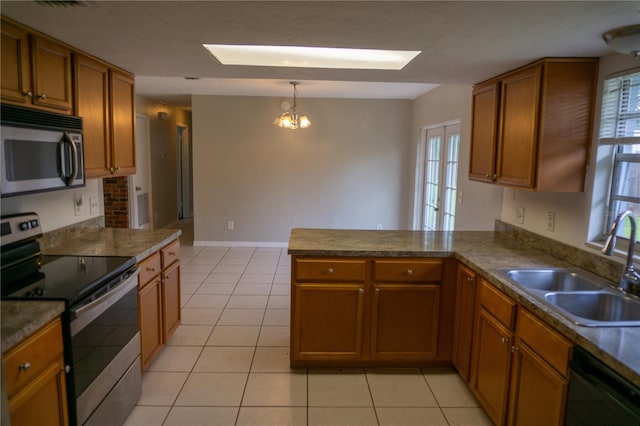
[66,269,140,426]
[1,125,85,197]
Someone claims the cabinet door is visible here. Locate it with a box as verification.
[74,54,111,177]
[469,81,499,182]
[370,284,440,361]
[162,262,181,342]
[495,65,542,188]
[110,70,136,175]
[508,340,568,426]
[9,360,68,426]
[30,35,72,112]
[1,20,32,105]
[139,277,163,371]
[452,265,476,381]
[291,283,365,361]
[471,309,513,426]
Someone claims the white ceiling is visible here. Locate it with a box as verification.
[2,1,638,108]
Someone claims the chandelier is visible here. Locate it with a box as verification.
[274,81,311,129]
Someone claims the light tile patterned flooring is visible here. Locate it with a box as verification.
[124,232,492,426]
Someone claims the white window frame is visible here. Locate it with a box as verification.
[413,120,461,231]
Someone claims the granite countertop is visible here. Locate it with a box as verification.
[2,227,182,353]
[1,301,65,353]
[288,228,640,387]
[41,227,181,262]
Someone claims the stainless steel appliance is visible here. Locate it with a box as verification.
[1,213,141,426]
[1,104,84,197]
[565,346,640,425]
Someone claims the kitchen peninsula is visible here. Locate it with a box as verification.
[288,226,640,387]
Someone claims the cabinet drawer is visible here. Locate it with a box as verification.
[373,259,443,283]
[294,258,366,282]
[138,251,161,287]
[3,318,63,398]
[161,239,180,268]
[479,279,516,331]
[516,308,572,377]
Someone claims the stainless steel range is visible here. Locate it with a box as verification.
[1,213,141,426]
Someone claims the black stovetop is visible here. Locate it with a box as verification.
[1,254,135,307]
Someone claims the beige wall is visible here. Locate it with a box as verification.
[192,95,412,244]
[411,84,503,231]
[499,53,639,254]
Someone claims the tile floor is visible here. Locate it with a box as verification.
[124,227,492,426]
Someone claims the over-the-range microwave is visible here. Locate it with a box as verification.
[1,104,85,197]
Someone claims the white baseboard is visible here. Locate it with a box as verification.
[194,240,288,248]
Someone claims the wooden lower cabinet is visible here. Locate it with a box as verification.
[469,279,572,426]
[3,318,68,426]
[290,256,454,367]
[292,283,365,361]
[370,284,440,361]
[138,238,181,371]
[452,264,477,381]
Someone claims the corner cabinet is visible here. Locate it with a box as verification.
[469,279,572,426]
[469,58,598,192]
[75,53,136,178]
[290,256,455,368]
[1,17,73,113]
[3,318,68,426]
[138,239,181,370]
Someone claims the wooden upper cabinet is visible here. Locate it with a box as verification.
[1,19,32,104]
[74,54,111,177]
[469,58,598,192]
[1,18,72,113]
[110,70,136,175]
[469,82,499,183]
[74,54,136,178]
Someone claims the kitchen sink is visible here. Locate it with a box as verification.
[495,268,640,327]
[501,269,602,292]
[544,292,640,326]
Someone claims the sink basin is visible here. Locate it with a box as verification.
[544,292,640,326]
[500,269,602,292]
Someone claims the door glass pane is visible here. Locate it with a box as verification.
[423,135,441,231]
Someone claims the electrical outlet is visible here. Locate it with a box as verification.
[227,221,234,230]
[547,211,556,232]
[515,206,525,224]
[89,196,99,215]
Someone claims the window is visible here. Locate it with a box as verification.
[600,69,640,242]
[417,122,460,231]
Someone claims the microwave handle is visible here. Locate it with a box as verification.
[61,132,78,187]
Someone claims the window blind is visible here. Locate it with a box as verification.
[599,69,640,145]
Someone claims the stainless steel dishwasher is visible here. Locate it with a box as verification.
[565,346,640,426]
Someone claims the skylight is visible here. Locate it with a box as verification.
[202,44,421,70]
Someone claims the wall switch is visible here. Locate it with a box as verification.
[457,190,464,205]
[515,206,525,224]
[89,196,99,215]
[227,221,234,230]
[547,211,556,232]
[74,195,83,216]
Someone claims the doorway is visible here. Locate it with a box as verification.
[129,114,153,229]
[177,124,193,220]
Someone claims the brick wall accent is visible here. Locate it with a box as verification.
[103,176,130,228]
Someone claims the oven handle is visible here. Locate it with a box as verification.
[70,268,139,337]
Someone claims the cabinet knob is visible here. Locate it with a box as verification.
[466,276,474,283]
[406,269,413,276]
[326,268,334,274]
[36,93,46,100]
[22,91,33,98]
[485,174,490,179]
[18,362,31,371]
[511,345,519,353]
[116,166,121,172]
[109,167,115,173]
[359,288,364,294]
[146,267,155,272]
[375,288,380,293]
[500,337,509,344]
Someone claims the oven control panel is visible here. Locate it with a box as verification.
[1,212,42,247]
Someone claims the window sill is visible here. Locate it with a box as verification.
[585,240,640,265]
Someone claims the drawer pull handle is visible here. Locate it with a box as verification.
[19,362,31,371]
[406,269,413,276]
[146,267,155,272]
[168,251,176,256]
[327,268,334,274]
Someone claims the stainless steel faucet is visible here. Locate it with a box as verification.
[602,210,640,295]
